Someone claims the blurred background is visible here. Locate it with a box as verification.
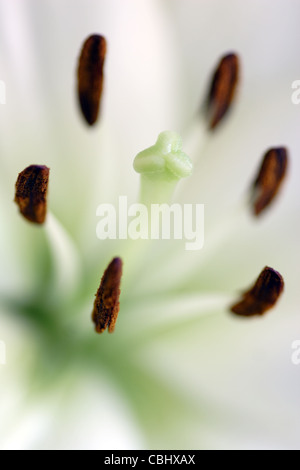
[0,0,299,450]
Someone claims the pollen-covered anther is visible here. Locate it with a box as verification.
[207,52,239,130]
[252,147,288,216]
[92,257,123,334]
[77,34,106,126]
[230,266,284,317]
[14,165,50,224]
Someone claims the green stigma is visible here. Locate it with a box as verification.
[134,131,193,205]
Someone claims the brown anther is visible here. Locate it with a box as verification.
[231,266,284,317]
[92,257,123,334]
[252,147,288,216]
[14,165,50,224]
[207,53,239,130]
[77,34,106,126]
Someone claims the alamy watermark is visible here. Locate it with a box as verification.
[0,340,6,365]
[291,340,300,366]
[96,196,204,251]
[291,81,300,104]
[0,80,6,104]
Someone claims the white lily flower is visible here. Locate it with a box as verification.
[0,0,300,451]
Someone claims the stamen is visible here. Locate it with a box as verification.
[45,213,81,301]
[230,266,284,317]
[14,165,49,224]
[134,131,192,205]
[77,34,106,126]
[251,147,288,216]
[92,257,123,334]
[207,53,239,130]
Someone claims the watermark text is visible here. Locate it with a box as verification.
[291,340,300,365]
[96,196,204,251]
[291,80,300,104]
